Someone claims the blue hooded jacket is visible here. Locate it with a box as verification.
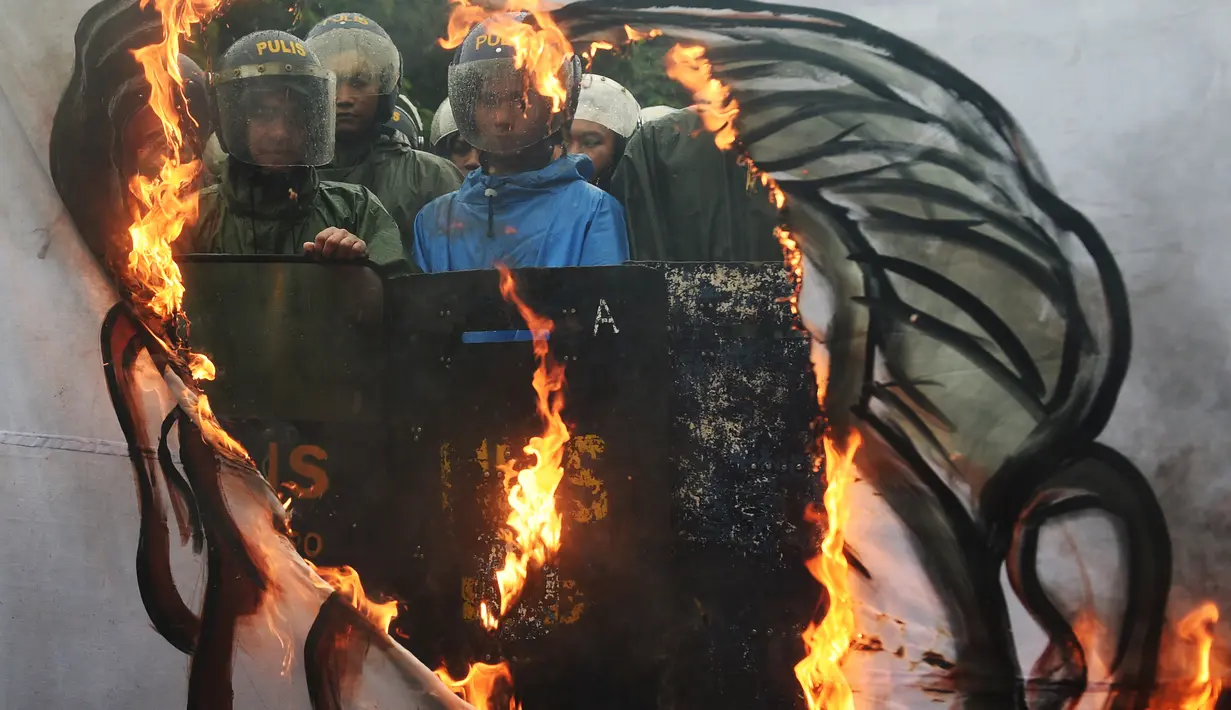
[412,154,629,272]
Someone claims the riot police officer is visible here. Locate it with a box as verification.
[565,74,641,189]
[387,93,424,148]
[411,13,628,272]
[305,13,462,259]
[428,98,481,175]
[181,30,408,270]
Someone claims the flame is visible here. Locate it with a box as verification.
[624,24,663,42]
[127,0,219,318]
[435,661,520,709]
[194,393,252,463]
[310,564,399,634]
[794,429,861,710]
[439,0,576,114]
[479,600,499,631]
[1150,602,1222,710]
[664,45,740,150]
[660,44,861,708]
[489,264,570,622]
[188,352,216,381]
[774,226,804,318]
[1072,608,1111,696]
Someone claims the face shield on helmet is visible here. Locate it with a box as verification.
[306,31,399,96]
[215,64,336,168]
[447,15,581,156]
[430,97,459,152]
[306,15,401,133]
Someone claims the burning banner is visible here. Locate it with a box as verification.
[0,0,1218,707]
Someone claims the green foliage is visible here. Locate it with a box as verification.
[588,38,692,110]
[188,0,691,115]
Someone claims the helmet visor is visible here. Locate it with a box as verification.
[308,30,400,97]
[217,69,336,167]
[448,58,567,155]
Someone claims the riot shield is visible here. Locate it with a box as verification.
[179,257,819,708]
[180,255,389,569]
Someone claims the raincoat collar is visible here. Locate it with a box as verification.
[457,154,595,205]
[221,158,320,220]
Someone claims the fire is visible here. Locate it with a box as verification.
[310,564,399,634]
[660,42,859,707]
[188,352,216,381]
[794,429,861,710]
[489,264,570,622]
[624,24,663,42]
[435,661,520,710]
[127,0,219,318]
[1071,608,1111,693]
[774,226,804,318]
[194,393,252,463]
[1151,602,1222,710]
[664,45,740,150]
[439,0,576,113]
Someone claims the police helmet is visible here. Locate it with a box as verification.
[387,94,423,147]
[306,13,402,125]
[639,105,678,123]
[447,12,583,155]
[574,74,640,139]
[212,30,336,167]
[429,97,459,154]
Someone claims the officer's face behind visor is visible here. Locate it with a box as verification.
[323,50,384,139]
[246,87,310,167]
[471,70,553,155]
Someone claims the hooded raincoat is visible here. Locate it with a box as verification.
[609,108,782,262]
[319,130,463,263]
[412,154,629,272]
[181,159,410,275]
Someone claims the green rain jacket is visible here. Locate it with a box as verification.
[609,108,782,262]
[319,129,464,264]
[181,159,410,275]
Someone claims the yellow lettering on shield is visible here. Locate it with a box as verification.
[255,41,268,56]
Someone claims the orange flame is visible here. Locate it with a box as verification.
[435,661,520,710]
[489,264,570,622]
[1072,608,1112,694]
[439,0,576,114]
[660,44,860,708]
[194,393,252,463]
[794,429,860,710]
[310,564,400,634]
[774,226,804,318]
[624,24,663,42]
[1151,602,1222,710]
[188,352,216,381]
[127,0,219,318]
[664,45,740,150]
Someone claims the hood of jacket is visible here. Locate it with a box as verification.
[454,154,595,207]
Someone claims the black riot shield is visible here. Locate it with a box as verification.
[179,255,390,570]
[179,257,820,709]
[382,266,674,708]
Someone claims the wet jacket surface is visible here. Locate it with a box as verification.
[412,154,629,272]
[181,159,410,275]
[318,130,463,265]
[609,108,782,262]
